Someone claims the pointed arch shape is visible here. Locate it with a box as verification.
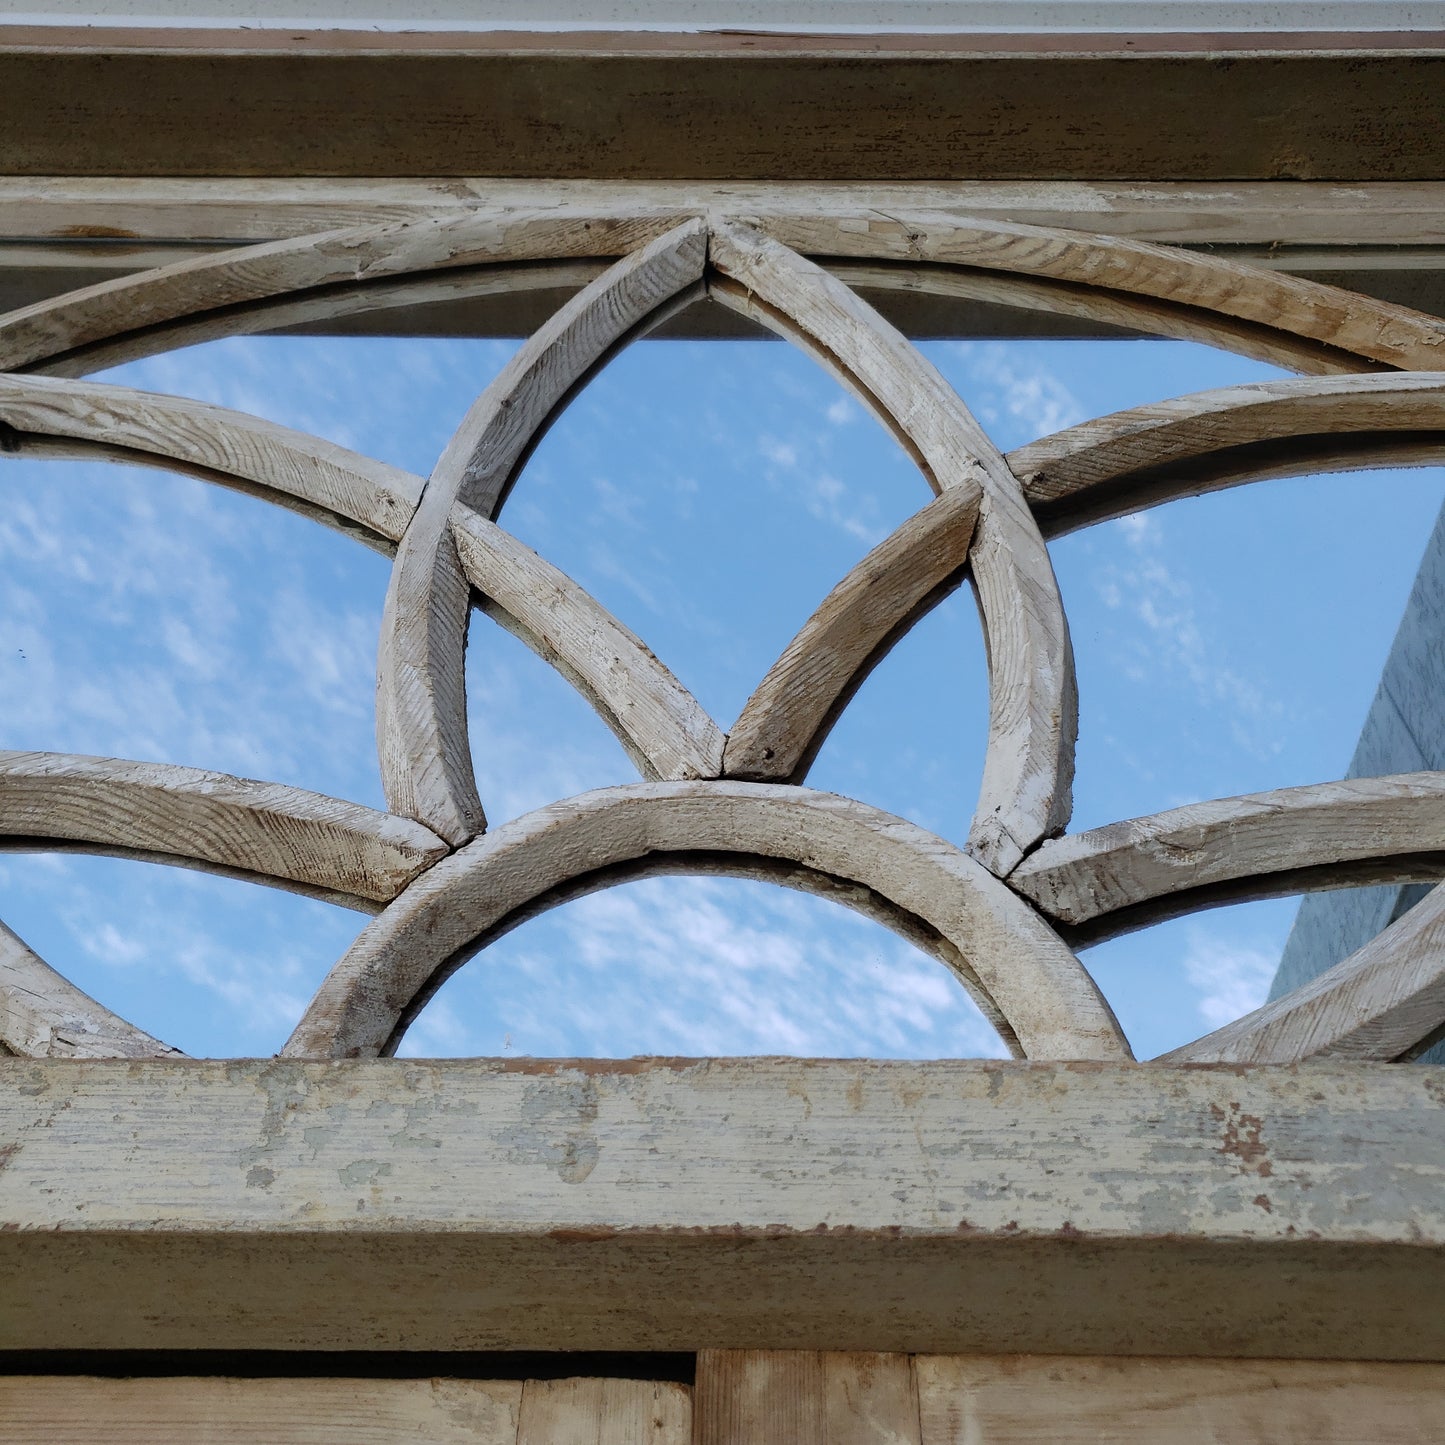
[708,221,1077,875]
[375,218,712,844]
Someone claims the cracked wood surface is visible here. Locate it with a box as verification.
[1009,372,1445,538]
[375,219,707,844]
[282,782,1127,1062]
[0,752,449,908]
[2,1058,1443,1357]
[709,221,1076,874]
[1011,773,1445,944]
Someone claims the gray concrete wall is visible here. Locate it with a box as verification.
[1270,497,1445,1061]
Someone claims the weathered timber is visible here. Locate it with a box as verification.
[4,32,1445,182]
[709,222,1076,874]
[1167,881,1445,1062]
[0,1376,524,1444]
[0,374,422,546]
[1009,372,1445,538]
[2,1058,1444,1357]
[0,752,449,908]
[453,510,723,785]
[0,918,178,1060]
[282,781,1127,1062]
[914,1354,1445,1444]
[1010,773,1445,943]
[725,489,979,784]
[695,1350,922,1445]
[515,1378,690,1445]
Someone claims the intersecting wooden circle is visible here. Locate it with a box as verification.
[1,205,1443,1063]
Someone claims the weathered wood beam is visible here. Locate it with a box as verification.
[2,1058,1443,1358]
[2,31,1443,181]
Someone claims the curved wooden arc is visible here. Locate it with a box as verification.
[0,917,180,1059]
[725,487,980,782]
[0,373,422,545]
[826,261,1380,376]
[1011,773,1445,944]
[708,220,1077,875]
[282,781,1131,1063]
[1008,373,1445,538]
[451,508,725,784]
[1163,882,1445,1064]
[29,262,612,380]
[375,219,709,846]
[0,752,449,908]
[764,212,1445,373]
[0,209,692,376]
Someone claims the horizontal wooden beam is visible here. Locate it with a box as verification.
[2,32,1443,181]
[7,183,1445,337]
[2,1057,1443,1358]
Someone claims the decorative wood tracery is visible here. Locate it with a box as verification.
[2,203,1443,1063]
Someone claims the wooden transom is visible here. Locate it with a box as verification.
[2,203,1444,1064]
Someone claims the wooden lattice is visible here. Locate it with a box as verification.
[2,204,1444,1064]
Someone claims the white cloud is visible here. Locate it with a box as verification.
[1183,927,1277,1031]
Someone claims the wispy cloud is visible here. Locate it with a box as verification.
[1183,927,1277,1031]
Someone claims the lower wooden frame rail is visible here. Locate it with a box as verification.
[2,1353,1443,1443]
[2,1058,1443,1362]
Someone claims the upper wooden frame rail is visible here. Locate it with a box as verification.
[2,27,1444,181]
[2,198,1444,1066]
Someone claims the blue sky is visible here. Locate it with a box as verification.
[1,316,1440,1060]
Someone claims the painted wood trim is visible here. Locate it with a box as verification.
[281,781,1128,1062]
[1008,371,1445,537]
[0,751,449,908]
[0,373,422,545]
[709,221,1077,875]
[453,509,724,785]
[0,918,179,1060]
[724,489,979,783]
[1164,881,1445,1063]
[374,219,706,845]
[3,1057,1444,1357]
[1010,773,1445,941]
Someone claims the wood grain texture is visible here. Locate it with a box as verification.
[0,209,689,376]
[374,219,706,845]
[0,751,449,908]
[0,917,179,1059]
[5,36,1445,183]
[282,781,1127,1061]
[1010,773,1445,941]
[0,1376,523,1445]
[0,373,422,546]
[725,488,979,784]
[26,261,611,378]
[516,1378,689,1445]
[5,1058,1445,1357]
[452,509,723,784]
[1165,881,1445,1063]
[8,179,1445,248]
[696,1351,921,1445]
[914,1354,1445,1444]
[1008,371,1445,538]
[709,221,1076,875]
[762,213,1445,372]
